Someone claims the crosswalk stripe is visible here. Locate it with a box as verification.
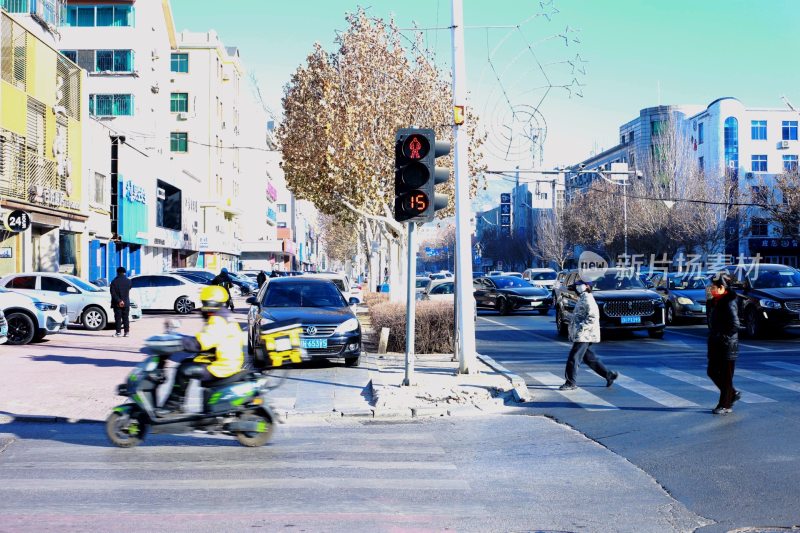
[0,478,471,491]
[646,367,776,404]
[737,369,800,393]
[763,361,800,374]
[615,375,698,408]
[527,372,618,411]
[0,459,458,471]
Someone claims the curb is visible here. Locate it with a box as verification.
[0,415,103,425]
[475,353,532,402]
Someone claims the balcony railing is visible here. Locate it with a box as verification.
[0,127,68,204]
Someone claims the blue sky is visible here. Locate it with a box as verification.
[171,0,800,201]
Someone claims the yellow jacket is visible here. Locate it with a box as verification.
[192,314,244,378]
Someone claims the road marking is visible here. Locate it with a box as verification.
[647,367,775,403]
[763,361,800,374]
[527,372,618,411]
[480,317,572,347]
[0,478,471,491]
[737,369,800,393]
[3,460,458,471]
[666,328,770,352]
[7,444,449,456]
[615,375,698,408]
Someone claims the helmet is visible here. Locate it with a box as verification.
[221,267,228,274]
[200,285,229,312]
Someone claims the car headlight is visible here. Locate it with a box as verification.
[34,302,58,311]
[334,318,360,335]
[652,298,664,306]
[676,297,694,305]
[759,298,782,309]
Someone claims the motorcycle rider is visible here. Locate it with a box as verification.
[158,285,244,415]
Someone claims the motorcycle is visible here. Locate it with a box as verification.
[105,321,301,448]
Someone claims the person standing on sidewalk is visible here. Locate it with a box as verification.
[559,279,618,391]
[109,266,132,338]
[256,270,267,288]
[707,274,741,415]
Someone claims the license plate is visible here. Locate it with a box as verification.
[621,316,641,324]
[301,338,328,349]
[527,300,541,306]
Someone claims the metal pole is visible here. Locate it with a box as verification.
[451,0,476,374]
[403,222,416,386]
[623,179,628,259]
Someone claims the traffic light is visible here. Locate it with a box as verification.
[394,128,451,223]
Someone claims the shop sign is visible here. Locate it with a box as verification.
[199,235,209,251]
[124,181,147,204]
[28,185,80,210]
[3,209,31,233]
[283,239,297,255]
[266,183,278,202]
[750,237,800,252]
[153,238,166,246]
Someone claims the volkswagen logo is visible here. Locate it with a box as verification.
[305,326,317,336]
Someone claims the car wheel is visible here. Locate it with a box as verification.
[665,304,675,325]
[648,328,665,339]
[537,308,549,316]
[33,329,47,342]
[82,306,108,331]
[745,307,763,338]
[174,296,194,315]
[6,312,35,345]
[247,330,255,356]
[345,356,360,367]
[555,307,568,337]
[496,298,511,316]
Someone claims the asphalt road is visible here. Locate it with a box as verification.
[476,308,800,533]
[0,416,708,533]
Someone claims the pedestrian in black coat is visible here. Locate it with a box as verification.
[707,274,741,415]
[109,266,132,337]
[256,271,267,287]
[211,268,235,311]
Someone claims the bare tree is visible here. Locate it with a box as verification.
[531,208,573,270]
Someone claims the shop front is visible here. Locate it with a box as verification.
[748,237,800,268]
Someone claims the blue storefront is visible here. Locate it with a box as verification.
[88,179,149,282]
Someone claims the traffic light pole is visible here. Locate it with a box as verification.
[451,0,476,374]
[403,222,417,386]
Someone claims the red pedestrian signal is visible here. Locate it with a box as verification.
[394,128,451,223]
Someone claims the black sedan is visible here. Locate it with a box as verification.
[246,277,362,366]
[474,275,552,315]
[650,272,709,324]
[173,269,258,296]
[723,264,800,337]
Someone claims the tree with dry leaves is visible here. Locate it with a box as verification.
[532,208,573,270]
[279,10,485,295]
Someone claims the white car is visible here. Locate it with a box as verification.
[0,287,67,345]
[130,274,203,314]
[0,309,8,345]
[420,278,477,320]
[0,272,141,330]
[304,272,361,304]
[522,268,558,290]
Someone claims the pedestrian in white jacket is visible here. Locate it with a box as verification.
[560,279,618,390]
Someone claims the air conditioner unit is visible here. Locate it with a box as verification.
[176,113,188,121]
[780,140,790,149]
[745,172,754,180]
[157,187,166,200]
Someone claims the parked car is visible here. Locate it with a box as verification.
[721,263,800,337]
[473,276,552,315]
[0,309,7,345]
[246,277,362,366]
[522,268,558,290]
[429,273,449,280]
[421,278,477,320]
[649,272,709,325]
[305,272,361,304]
[487,271,503,276]
[130,274,203,314]
[0,272,141,330]
[0,287,68,345]
[415,276,431,297]
[171,268,257,296]
[555,269,666,339]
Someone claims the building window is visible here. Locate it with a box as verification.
[277,203,287,213]
[170,53,188,73]
[782,121,798,141]
[751,120,767,140]
[751,186,768,204]
[783,155,799,173]
[170,93,188,113]
[751,154,768,172]
[64,5,134,27]
[93,172,106,205]
[724,117,739,172]
[156,180,182,231]
[60,50,77,62]
[89,94,133,116]
[277,222,287,229]
[170,132,188,153]
[95,50,133,72]
[698,156,704,173]
[751,218,769,237]
[698,122,704,144]
[651,120,666,136]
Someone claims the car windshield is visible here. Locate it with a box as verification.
[262,281,347,308]
[669,276,707,290]
[176,273,209,284]
[65,275,104,292]
[750,269,800,289]
[493,277,532,289]
[416,278,430,288]
[592,272,646,291]
[531,272,556,281]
